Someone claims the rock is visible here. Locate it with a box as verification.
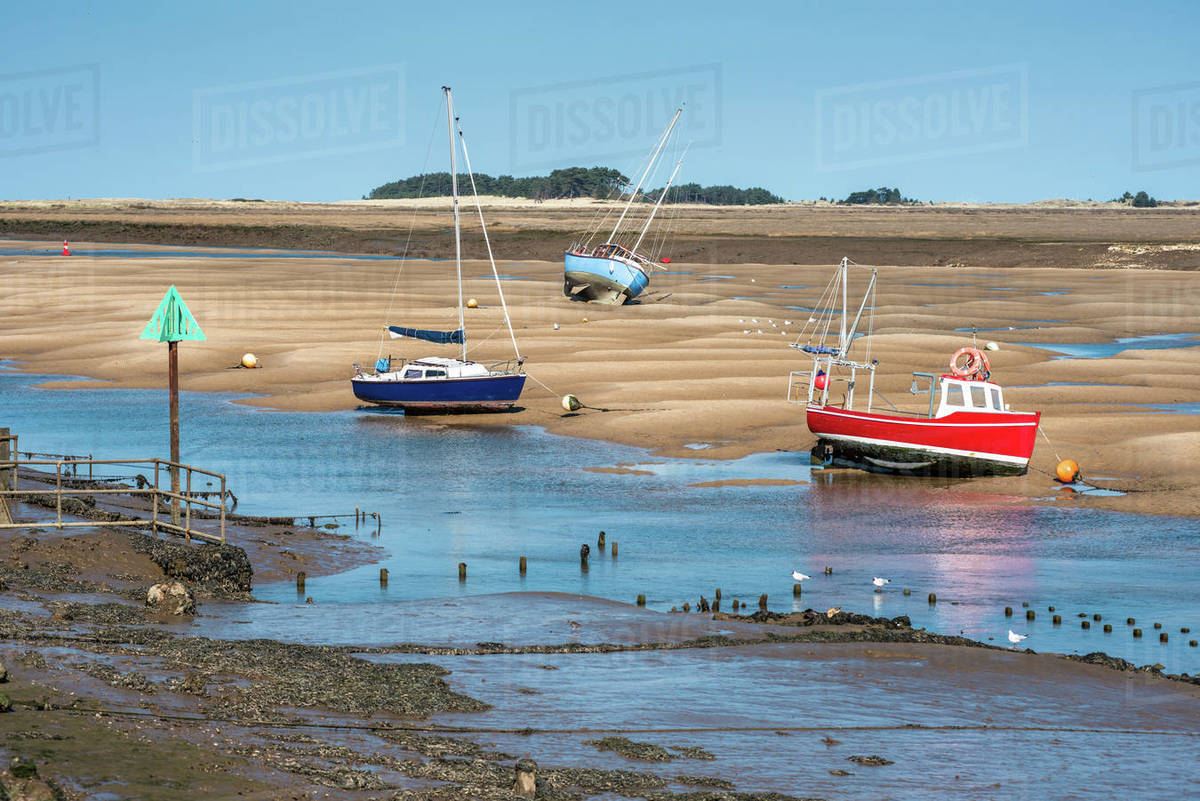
[0,662,7,682]
[9,756,37,779]
[0,692,11,712]
[145,581,197,616]
[848,754,894,766]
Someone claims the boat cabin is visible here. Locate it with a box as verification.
[915,373,1009,418]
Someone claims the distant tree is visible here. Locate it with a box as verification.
[1132,190,1157,208]
[368,167,784,205]
[839,186,913,205]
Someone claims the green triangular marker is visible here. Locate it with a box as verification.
[140,285,206,343]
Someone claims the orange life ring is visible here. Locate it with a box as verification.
[950,347,991,380]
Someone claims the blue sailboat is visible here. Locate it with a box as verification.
[352,87,526,412]
[563,108,688,304]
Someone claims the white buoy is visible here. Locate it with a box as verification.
[562,394,582,412]
[985,341,1000,351]
[241,353,258,368]
[553,322,560,330]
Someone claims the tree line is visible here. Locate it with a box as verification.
[367,166,784,205]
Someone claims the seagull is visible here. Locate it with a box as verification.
[872,577,890,591]
[826,607,842,617]
[792,571,811,583]
[1007,630,1027,646]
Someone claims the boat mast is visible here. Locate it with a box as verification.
[444,86,466,362]
[631,141,690,256]
[840,257,849,354]
[456,116,522,363]
[607,107,682,243]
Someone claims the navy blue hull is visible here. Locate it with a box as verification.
[351,373,526,412]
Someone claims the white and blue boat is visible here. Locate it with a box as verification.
[352,87,526,413]
[564,108,688,304]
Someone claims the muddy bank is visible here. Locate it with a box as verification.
[4,198,1200,269]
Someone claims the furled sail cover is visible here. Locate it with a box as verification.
[388,325,465,344]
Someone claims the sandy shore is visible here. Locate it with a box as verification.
[2,229,1199,517]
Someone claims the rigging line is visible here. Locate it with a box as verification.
[377,98,446,362]
[42,706,1200,739]
[456,117,521,362]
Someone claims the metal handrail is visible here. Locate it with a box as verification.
[0,456,226,544]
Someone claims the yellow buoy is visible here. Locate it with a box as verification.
[562,394,582,412]
[1055,459,1080,483]
[466,298,478,308]
[241,353,259,369]
[581,317,589,323]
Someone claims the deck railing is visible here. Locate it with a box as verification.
[0,453,227,544]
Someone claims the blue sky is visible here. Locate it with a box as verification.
[1,0,1197,202]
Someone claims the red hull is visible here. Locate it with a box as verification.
[807,405,1040,475]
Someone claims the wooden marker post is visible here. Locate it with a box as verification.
[140,286,205,527]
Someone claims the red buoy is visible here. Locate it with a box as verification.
[62,241,71,256]
[660,257,671,264]
[814,370,828,390]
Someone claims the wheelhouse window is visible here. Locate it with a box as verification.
[970,386,988,409]
[989,387,1003,410]
[943,383,967,407]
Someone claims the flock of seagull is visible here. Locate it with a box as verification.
[791,570,1032,649]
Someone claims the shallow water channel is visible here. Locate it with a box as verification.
[2,367,1197,677]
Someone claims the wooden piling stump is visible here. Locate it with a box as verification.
[296,571,306,590]
[513,758,537,799]
[1053,614,1062,625]
[1026,610,1035,621]
[1159,632,1168,643]
[1005,606,1013,617]
[636,594,646,607]
[519,556,527,574]
[758,593,768,611]
[1133,628,1143,638]
[458,562,467,581]
[611,541,617,557]
[1081,620,1090,629]
[928,593,937,604]
[379,568,388,586]
[1103,624,1112,633]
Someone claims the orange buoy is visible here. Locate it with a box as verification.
[62,240,71,256]
[1055,459,1080,483]
[466,298,478,308]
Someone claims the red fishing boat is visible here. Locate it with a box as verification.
[787,259,1040,476]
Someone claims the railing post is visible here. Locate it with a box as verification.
[55,461,62,530]
[184,466,192,543]
[0,428,10,492]
[219,474,226,544]
[153,460,161,537]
